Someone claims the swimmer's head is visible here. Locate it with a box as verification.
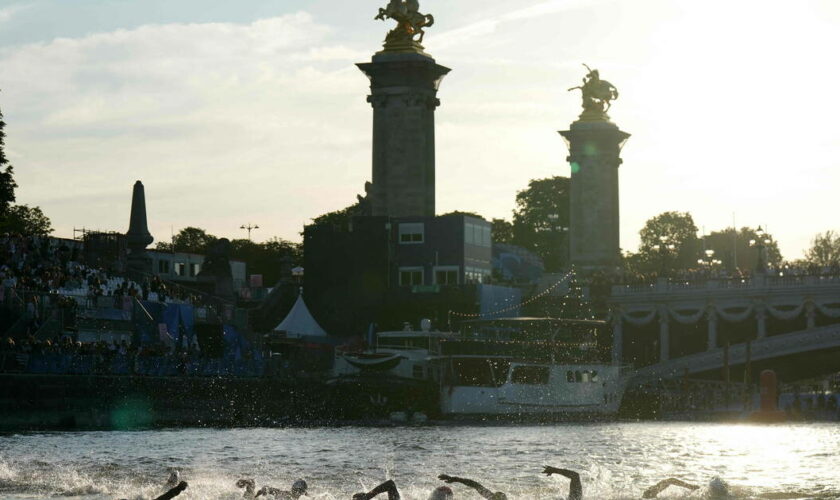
[236,479,255,491]
[707,477,729,498]
[428,486,454,500]
[490,493,507,500]
[292,479,308,497]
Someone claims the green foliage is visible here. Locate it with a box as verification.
[491,218,514,244]
[440,210,484,219]
[230,236,302,286]
[704,226,783,270]
[310,198,367,229]
[0,106,18,215]
[511,176,570,272]
[162,226,218,254]
[637,211,699,272]
[0,204,53,235]
[0,104,52,234]
[804,230,840,267]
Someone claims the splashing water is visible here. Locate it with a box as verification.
[0,423,838,499]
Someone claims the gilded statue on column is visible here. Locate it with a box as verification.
[568,64,619,120]
[375,0,435,52]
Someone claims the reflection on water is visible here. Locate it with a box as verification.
[0,423,838,499]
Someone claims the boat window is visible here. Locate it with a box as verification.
[581,371,591,383]
[591,371,599,382]
[453,358,496,387]
[487,359,510,387]
[510,365,550,385]
[567,370,574,383]
[575,371,582,383]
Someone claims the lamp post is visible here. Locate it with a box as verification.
[240,223,259,241]
[652,235,676,277]
[697,249,723,277]
[750,226,771,274]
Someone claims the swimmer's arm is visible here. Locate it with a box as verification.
[154,481,188,500]
[353,479,401,500]
[642,478,699,499]
[542,467,582,500]
[439,474,495,500]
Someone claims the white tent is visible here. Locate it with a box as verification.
[273,293,329,338]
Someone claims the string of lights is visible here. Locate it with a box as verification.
[448,270,574,320]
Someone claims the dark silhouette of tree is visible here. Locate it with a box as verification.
[703,226,782,271]
[156,227,218,254]
[511,176,570,272]
[0,104,18,215]
[0,101,52,234]
[637,211,699,272]
[491,218,514,244]
[0,204,53,235]
[804,230,840,268]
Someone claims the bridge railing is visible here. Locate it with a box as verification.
[611,274,840,296]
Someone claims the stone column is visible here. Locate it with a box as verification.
[559,120,630,272]
[357,52,450,217]
[611,309,623,364]
[659,307,670,362]
[125,180,153,279]
[806,300,816,330]
[707,305,718,351]
[756,303,767,339]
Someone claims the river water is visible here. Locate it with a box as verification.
[0,423,837,499]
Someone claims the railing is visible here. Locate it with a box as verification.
[611,274,840,296]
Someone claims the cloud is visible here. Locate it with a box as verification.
[0,12,372,241]
[0,3,29,23]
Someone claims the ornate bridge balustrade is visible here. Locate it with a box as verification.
[608,275,840,366]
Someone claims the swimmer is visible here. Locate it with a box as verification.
[117,480,188,500]
[543,466,582,500]
[642,476,830,499]
[153,481,188,500]
[438,474,507,500]
[352,479,454,500]
[255,478,308,499]
[166,470,181,488]
[237,478,257,498]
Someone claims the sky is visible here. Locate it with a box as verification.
[1,0,839,259]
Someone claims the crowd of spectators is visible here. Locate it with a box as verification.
[0,333,263,377]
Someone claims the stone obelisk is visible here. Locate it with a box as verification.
[559,66,629,272]
[357,3,449,217]
[125,180,154,279]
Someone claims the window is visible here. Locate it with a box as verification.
[465,266,490,284]
[174,262,186,277]
[398,223,424,244]
[189,263,200,277]
[510,365,550,385]
[158,260,170,274]
[465,222,491,247]
[399,267,423,286]
[434,266,459,285]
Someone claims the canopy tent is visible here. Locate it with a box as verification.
[273,293,329,339]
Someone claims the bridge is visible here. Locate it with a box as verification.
[608,274,840,384]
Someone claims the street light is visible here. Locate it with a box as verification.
[697,248,723,273]
[749,226,771,274]
[652,235,676,276]
[240,223,260,241]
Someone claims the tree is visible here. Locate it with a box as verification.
[310,194,368,229]
[511,176,570,272]
[0,204,53,235]
[491,218,514,244]
[703,226,783,271]
[637,211,699,272]
[804,230,840,268]
[0,105,18,215]
[157,227,218,254]
[0,102,52,234]
[230,236,302,286]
